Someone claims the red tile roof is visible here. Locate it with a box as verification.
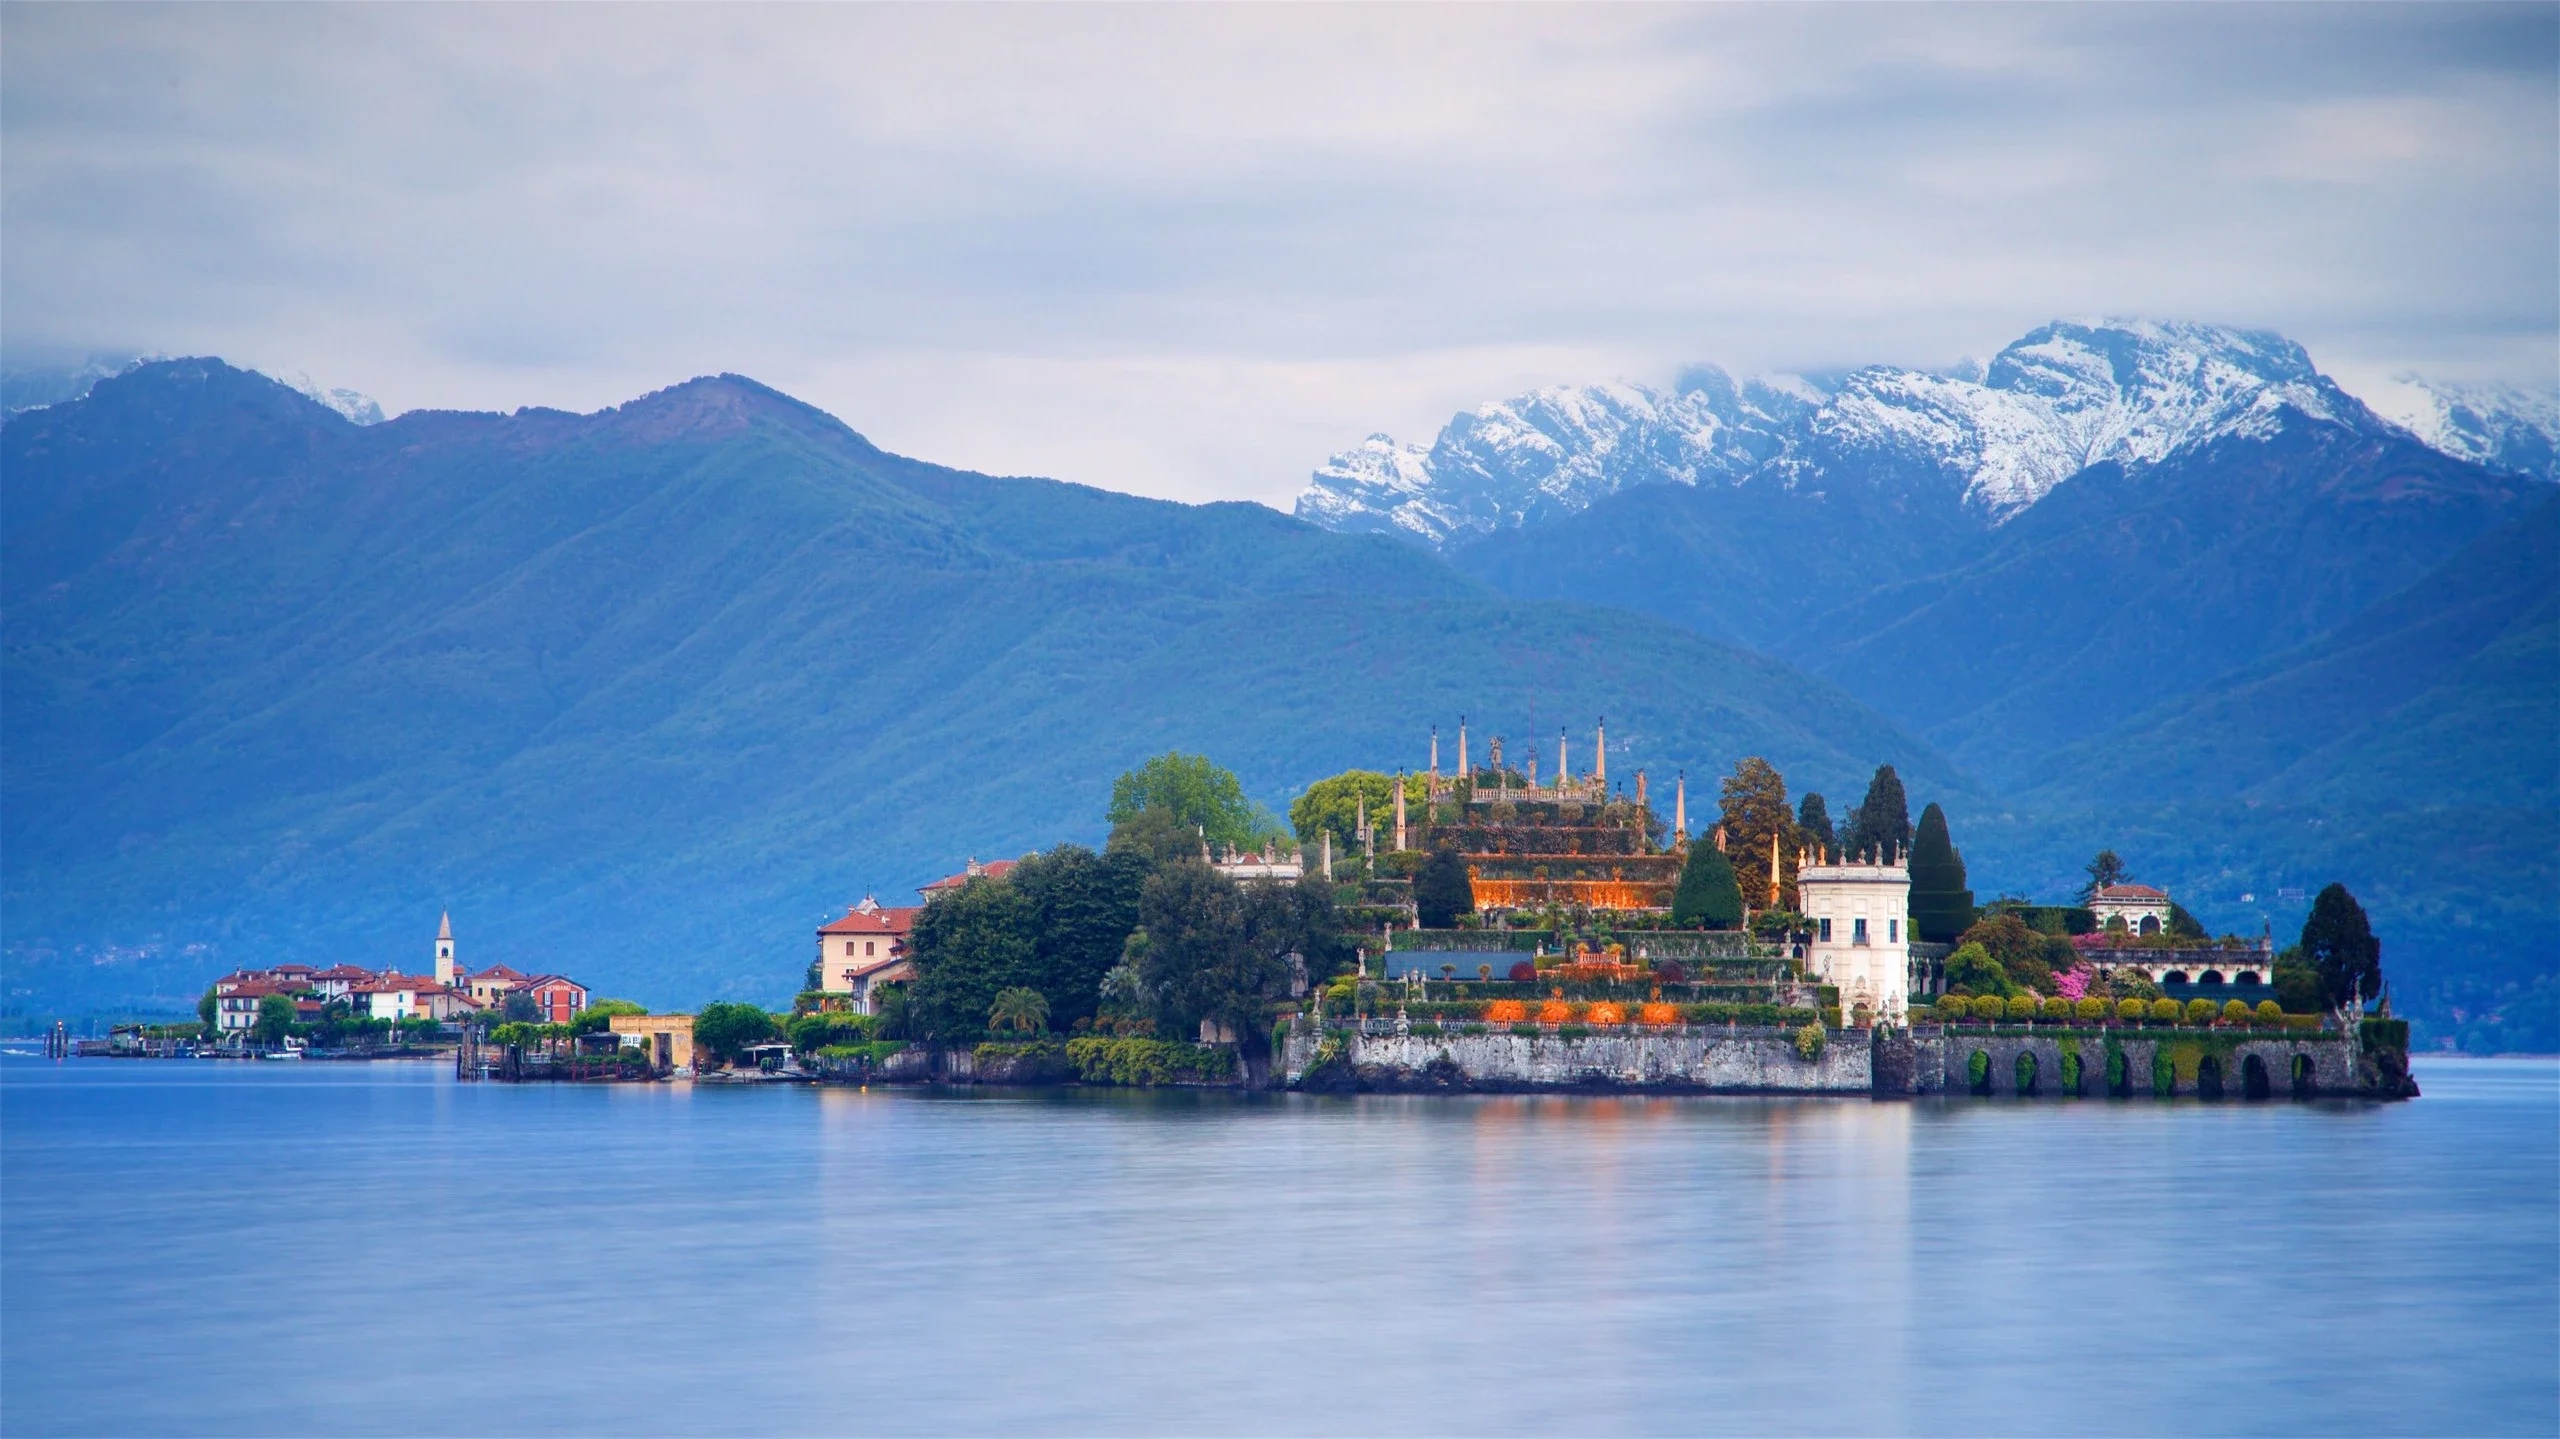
[820,904,921,937]
[2093,884,2169,901]
[920,859,1016,894]
[313,965,377,981]
[468,965,530,983]
[843,954,915,982]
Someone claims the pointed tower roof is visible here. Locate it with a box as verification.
[438,911,452,942]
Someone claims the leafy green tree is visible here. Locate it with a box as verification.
[1291,771,1427,854]
[570,998,648,1035]
[1671,838,1743,930]
[2167,903,2207,940]
[1796,793,1835,860]
[1717,757,1794,909]
[197,988,218,1033]
[2300,882,2383,1011]
[905,873,1039,1043]
[1839,765,1910,860]
[1108,753,1279,854]
[1413,845,1474,928]
[1130,863,1285,1056]
[987,986,1051,1036]
[253,993,296,1046]
[1906,802,1975,943]
[1106,806,1205,869]
[871,983,914,1040]
[1009,844,1147,1033]
[1944,941,2013,999]
[1958,911,2049,991]
[2273,959,2326,1014]
[2078,850,2129,902]
[501,991,541,1023]
[693,1002,780,1064]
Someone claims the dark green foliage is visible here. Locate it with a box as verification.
[1413,845,1474,929]
[1796,793,1834,857]
[1064,1036,1237,1086]
[1958,913,2048,992]
[1007,844,1146,1034]
[693,1001,779,1063]
[1129,864,1314,1058]
[1966,1049,1990,1092]
[197,989,216,1030]
[571,999,648,1035]
[905,875,1039,1043]
[1291,771,1423,853]
[987,986,1050,1035]
[2167,903,2207,940]
[1906,802,1975,943]
[2079,850,2129,901]
[2301,883,2383,1010]
[1106,809,1203,870]
[252,993,295,1046]
[787,1010,876,1052]
[1670,840,1743,929]
[501,992,540,1023]
[1840,765,1910,860]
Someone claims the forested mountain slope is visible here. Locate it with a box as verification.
[2,360,1955,1014]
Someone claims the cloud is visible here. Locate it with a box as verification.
[3,3,2551,505]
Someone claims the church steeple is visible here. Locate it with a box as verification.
[435,911,456,986]
[1673,771,1688,842]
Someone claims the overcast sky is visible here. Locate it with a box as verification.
[6,3,2553,506]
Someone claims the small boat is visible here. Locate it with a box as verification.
[263,1039,307,1061]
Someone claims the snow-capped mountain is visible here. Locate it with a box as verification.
[3,356,386,427]
[1296,320,2409,547]
[269,370,387,426]
[2353,375,2559,483]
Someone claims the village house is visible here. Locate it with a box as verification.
[354,975,480,1023]
[511,975,589,1024]
[816,897,920,1014]
[309,964,378,1001]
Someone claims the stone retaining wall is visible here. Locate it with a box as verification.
[1284,1026,1867,1093]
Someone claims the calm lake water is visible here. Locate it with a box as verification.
[3,1056,2553,1436]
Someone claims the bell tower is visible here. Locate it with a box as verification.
[435,912,456,986]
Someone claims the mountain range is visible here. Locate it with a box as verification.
[2,359,1956,1020]
[6,324,2553,1051]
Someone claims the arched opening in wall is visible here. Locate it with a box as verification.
[2059,1048,2083,1096]
[2139,915,2161,936]
[2235,971,2261,986]
[2152,1049,2176,1098]
[2107,1048,2130,1096]
[2196,1054,2225,1100]
[2242,1053,2271,1100]
[1967,1049,1991,1095]
[2291,1053,2318,1099]
[2015,1050,2040,1097]
[2164,971,2190,985]
[2199,970,2226,987]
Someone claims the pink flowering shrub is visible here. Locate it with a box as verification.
[2068,931,2111,954]
[2054,964,2092,1001]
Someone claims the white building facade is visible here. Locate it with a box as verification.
[1799,856,1912,1027]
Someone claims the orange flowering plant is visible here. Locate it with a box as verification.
[1537,1000,1576,1025]
[1638,1002,1680,1027]
[1585,1002,1627,1026]
[1485,999,1528,1024]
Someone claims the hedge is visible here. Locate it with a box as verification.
[1063,1036,1238,1086]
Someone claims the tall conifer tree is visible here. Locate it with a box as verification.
[1906,802,1975,943]
[1717,757,1795,909]
[2300,883,2383,1011]
[1672,838,1744,930]
[1796,793,1835,861]
[1841,765,1911,860]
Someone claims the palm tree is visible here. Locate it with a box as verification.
[987,987,1050,1037]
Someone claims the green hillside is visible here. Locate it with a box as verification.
[2,360,1958,1016]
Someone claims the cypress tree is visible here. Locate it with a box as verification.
[1796,793,1835,860]
[1671,838,1744,930]
[1842,765,1911,859]
[1906,802,1974,943]
[2300,883,2382,1011]
[1412,845,1475,929]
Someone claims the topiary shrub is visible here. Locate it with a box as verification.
[2185,998,2219,1026]
[1638,1002,1680,1027]
[1537,1000,1575,1025]
[2074,997,2109,1024]
[2042,996,2074,1023]
[2006,995,2040,1023]
[2220,999,2252,1025]
[1932,995,1968,1022]
[1794,1023,1826,1061]
[1484,999,1528,1024]
[1507,960,1537,982]
[1967,1049,1991,1092]
[1652,961,1687,983]
[1586,1001,1627,1027]
[2253,999,2284,1026]
[2116,998,2147,1024]
[2148,998,2182,1024]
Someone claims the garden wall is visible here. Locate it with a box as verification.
[1283,1026,1869,1094]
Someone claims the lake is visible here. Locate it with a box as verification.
[3,1056,2552,1435]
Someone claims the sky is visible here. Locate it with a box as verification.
[5,3,2554,508]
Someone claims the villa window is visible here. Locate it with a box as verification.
[1889,919,1899,942]
[1818,918,1833,942]
[1853,918,1869,944]
[844,940,856,956]
[865,941,876,957]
